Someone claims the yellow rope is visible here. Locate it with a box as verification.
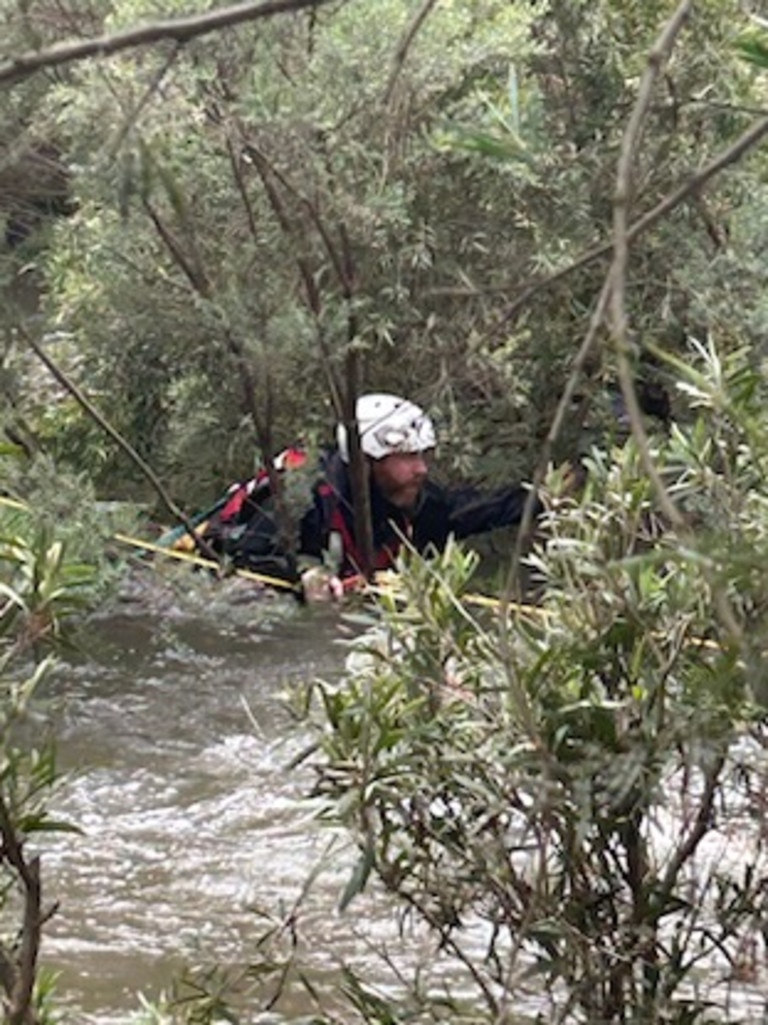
[0,499,298,591]
[0,496,727,645]
[369,576,723,652]
[111,533,300,592]
[368,570,549,619]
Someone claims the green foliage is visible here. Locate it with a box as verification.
[0,487,101,1022]
[1,0,764,502]
[2,452,143,597]
[4,0,768,1020]
[734,32,768,69]
[297,343,768,1023]
[5,0,537,494]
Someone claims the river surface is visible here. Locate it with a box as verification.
[38,570,427,1024]
[32,566,768,1025]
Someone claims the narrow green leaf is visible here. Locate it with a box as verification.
[338,842,375,912]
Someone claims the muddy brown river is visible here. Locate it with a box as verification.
[38,574,416,1023]
[33,568,768,1024]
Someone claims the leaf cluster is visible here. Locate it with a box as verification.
[300,342,768,1023]
[0,476,105,1021]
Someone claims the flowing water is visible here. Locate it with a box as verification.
[38,570,411,1023]
[31,566,768,1024]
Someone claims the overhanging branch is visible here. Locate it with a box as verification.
[0,0,341,86]
[495,113,768,330]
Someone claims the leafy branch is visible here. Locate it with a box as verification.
[494,114,768,333]
[505,1,768,628]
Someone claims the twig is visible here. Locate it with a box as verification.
[245,140,344,414]
[0,0,337,86]
[20,327,220,562]
[243,139,374,572]
[656,755,725,911]
[246,141,351,293]
[226,132,259,243]
[503,1,755,615]
[495,113,768,331]
[501,4,758,642]
[609,0,693,533]
[383,0,440,106]
[105,43,181,161]
[142,177,296,550]
[143,199,211,296]
[607,0,743,644]
[505,275,612,602]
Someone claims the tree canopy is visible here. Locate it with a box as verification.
[3,0,766,508]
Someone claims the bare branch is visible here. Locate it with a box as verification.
[608,0,744,644]
[19,327,221,562]
[11,854,40,1025]
[504,274,612,606]
[246,141,351,293]
[609,0,692,533]
[226,133,260,243]
[383,0,440,106]
[244,138,372,570]
[246,144,321,310]
[105,43,181,160]
[496,113,768,331]
[504,2,708,604]
[0,0,338,87]
[0,794,40,1025]
[143,199,212,296]
[657,755,725,909]
[628,112,768,239]
[499,4,768,629]
[246,141,344,415]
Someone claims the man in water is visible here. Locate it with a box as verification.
[297,393,536,598]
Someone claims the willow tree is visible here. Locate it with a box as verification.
[3,0,768,509]
[6,2,524,506]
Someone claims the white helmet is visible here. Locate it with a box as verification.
[337,393,436,462]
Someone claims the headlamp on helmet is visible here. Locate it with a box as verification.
[337,393,436,462]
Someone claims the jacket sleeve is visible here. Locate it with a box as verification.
[444,483,539,540]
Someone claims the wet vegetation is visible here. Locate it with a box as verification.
[3,0,768,1021]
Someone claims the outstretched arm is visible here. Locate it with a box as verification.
[445,483,540,540]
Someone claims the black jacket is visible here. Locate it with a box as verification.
[299,452,534,578]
